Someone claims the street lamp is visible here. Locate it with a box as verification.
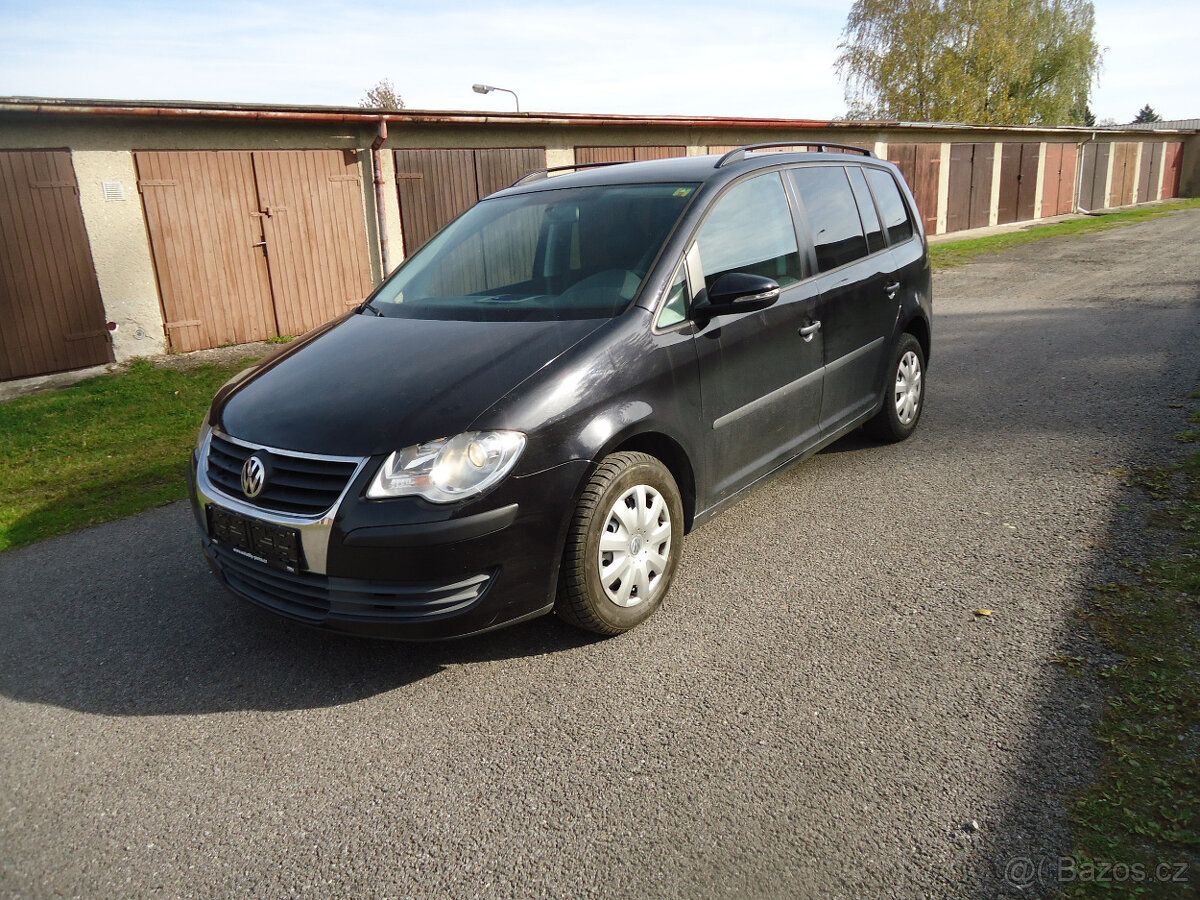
[472,83,520,113]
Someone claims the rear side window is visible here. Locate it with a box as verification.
[847,167,886,254]
[695,172,803,288]
[787,167,869,273]
[865,168,915,245]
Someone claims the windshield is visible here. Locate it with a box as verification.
[369,182,699,321]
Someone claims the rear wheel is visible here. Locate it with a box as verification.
[867,332,925,442]
[555,452,684,635]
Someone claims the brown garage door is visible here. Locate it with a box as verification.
[1109,142,1138,208]
[1137,143,1162,203]
[1040,143,1078,218]
[394,148,547,255]
[946,143,995,233]
[0,150,113,380]
[886,143,940,234]
[575,146,686,164]
[1163,143,1184,199]
[136,150,373,352]
[253,150,374,337]
[1079,143,1111,211]
[996,142,1040,225]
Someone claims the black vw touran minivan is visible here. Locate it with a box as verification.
[189,143,932,638]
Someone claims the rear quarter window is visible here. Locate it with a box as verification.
[865,168,915,245]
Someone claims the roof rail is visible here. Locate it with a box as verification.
[715,142,875,168]
[511,160,629,187]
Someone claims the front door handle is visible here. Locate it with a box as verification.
[885,281,901,299]
[799,321,821,342]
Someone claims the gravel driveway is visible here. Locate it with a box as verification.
[3,210,1198,899]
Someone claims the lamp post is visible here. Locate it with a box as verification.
[472,83,520,113]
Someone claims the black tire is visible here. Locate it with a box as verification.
[867,332,926,443]
[555,451,684,635]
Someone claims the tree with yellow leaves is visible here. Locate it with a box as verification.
[836,0,1102,125]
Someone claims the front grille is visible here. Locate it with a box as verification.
[206,432,361,517]
[210,544,493,624]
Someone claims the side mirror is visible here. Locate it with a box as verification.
[693,273,780,322]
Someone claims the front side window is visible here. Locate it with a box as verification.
[865,168,915,245]
[370,183,698,321]
[695,172,803,288]
[787,166,869,273]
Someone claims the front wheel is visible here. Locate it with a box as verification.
[555,452,684,635]
[867,333,925,442]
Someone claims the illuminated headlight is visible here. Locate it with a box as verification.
[367,431,526,503]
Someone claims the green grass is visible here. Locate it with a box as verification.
[0,358,255,552]
[931,198,1200,270]
[1067,400,1200,897]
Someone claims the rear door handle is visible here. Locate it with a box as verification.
[885,281,901,299]
[799,321,821,341]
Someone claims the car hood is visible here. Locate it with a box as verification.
[213,313,606,457]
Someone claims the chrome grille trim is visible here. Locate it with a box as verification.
[194,426,370,574]
[205,429,366,518]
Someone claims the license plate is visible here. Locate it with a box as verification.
[208,506,303,571]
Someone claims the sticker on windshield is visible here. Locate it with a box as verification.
[673,187,693,198]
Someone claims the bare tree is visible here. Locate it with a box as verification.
[360,79,405,110]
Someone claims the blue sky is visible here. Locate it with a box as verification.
[0,0,1194,123]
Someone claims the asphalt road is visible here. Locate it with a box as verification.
[3,210,1199,899]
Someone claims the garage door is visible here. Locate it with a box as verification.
[0,150,113,380]
[575,146,687,164]
[394,147,547,254]
[136,150,373,353]
[1040,144,1078,218]
[946,143,995,233]
[886,143,941,234]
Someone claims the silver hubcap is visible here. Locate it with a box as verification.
[597,484,672,608]
[894,350,922,425]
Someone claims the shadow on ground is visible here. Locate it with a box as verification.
[0,502,599,717]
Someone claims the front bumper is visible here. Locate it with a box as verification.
[189,433,589,640]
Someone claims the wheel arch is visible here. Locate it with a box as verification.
[601,431,697,533]
[904,313,931,367]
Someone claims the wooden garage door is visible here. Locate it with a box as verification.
[996,142,1040,225]
[253,150,374,337]
[137,152,275,352]
[394,147,546,255]
[1079,143,1111,211]
[575,146,686,164]
[1163,143,1184,199]
[886,143,940,234]
[0,150,113,380]
[1109,142,1138,208]
[1040,143,1078,218]
[136,150,373,352]
[1137,143,1162,203]
[946,143,994,233]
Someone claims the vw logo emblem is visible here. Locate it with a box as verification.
[241,454,268,499]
